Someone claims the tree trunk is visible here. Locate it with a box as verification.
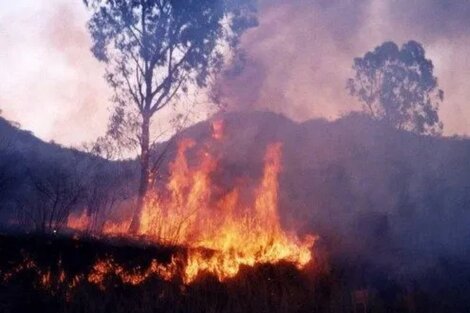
[129,114,151,233]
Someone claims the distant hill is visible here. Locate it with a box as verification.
[0,116,61,152]
[0,116,136,231]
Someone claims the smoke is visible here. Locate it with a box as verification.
[219,0,470,136]
[217,0,370,120]
[2,0,470,144]
[44,2,111,146]
[389,0,470,39]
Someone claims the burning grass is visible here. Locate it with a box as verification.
[67,120,316,284]
[4,233,470,313]
[0,233,318,313]
[11,123,318,311]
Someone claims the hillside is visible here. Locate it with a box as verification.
[2,111,470,312]
[0,116,137,231]
[174,111,470,275]
[2,111,470,274]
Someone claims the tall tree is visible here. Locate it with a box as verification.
[347,41,444,135]
[84,0,257,232]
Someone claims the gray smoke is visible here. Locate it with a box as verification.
[217,0,470,136]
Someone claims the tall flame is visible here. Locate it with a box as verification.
[68,120,315,284]
[137,138,314,282]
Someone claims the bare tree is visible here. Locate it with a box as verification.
[18,159,85,233]
[84,0,257,232]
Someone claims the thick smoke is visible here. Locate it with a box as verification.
[45,2,111,145]
[2,0,470,144]
[389,0,470,39]
[218,0,470,136]
[216,0,369,120]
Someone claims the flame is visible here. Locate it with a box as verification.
[63,120,316,285]
[135,138,315,283]
[102,220,129,236]
[211,119,224,140]
[0,255,177,291]
[87,258,177,289]
[67,210,91,232]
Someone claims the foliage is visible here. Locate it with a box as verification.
[84,0,258,229]
[84,0,257,152]
[347,41,444,135]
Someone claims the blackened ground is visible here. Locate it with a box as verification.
[0,234,470,313]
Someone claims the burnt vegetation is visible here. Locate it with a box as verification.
[1,232,468,313]
[0,234,318,313]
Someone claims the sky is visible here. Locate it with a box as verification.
[1,0,470,147]
[0,0,110,145]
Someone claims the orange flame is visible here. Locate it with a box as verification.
[67,210,91,232]
[136,139,315,283]
[88,258,177,289]
[65,120,316,285]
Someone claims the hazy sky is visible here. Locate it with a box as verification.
[1,0,470,147]
[0,0,110,145]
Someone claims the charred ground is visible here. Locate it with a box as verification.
[0,233,318,313]
[0,233,469,313]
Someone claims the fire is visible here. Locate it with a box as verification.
[88,258,177,289]
[67,210,91,232]
[102,220,129,235]
[136,135,315,282]
[211,119,224,140]
[66,120,316,284]
[179,143,314,282]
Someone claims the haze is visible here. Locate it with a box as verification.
[1,0,469,147]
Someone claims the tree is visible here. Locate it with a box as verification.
[84,0,257,232]
[347,41,444,135]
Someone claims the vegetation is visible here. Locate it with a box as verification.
[347,41,444,135]
[83,0,257,232]
[0,5,466,307]
[2,110,470,269]
[0,116,136,233]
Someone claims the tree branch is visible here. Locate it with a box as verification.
[121,64,143,110]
